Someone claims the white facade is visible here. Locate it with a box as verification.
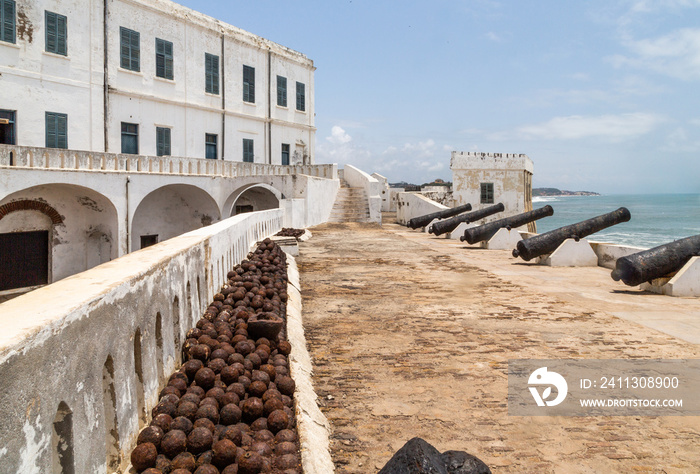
[0,0,315,164]
[451,151,534,229]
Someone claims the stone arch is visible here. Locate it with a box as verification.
[0,184,119,290]
[223,183,282,217]
[0,199,63,224]
[131,184,221,251]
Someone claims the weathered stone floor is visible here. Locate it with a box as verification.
[296,220,700,473]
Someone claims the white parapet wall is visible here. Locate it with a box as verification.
[344,164,382,224]
[395,192,449,226]
[371,172,392,212]
[0,209,283,473]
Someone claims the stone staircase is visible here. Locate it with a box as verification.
[328,180,371,223]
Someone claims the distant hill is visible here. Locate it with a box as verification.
[533,187,600,196]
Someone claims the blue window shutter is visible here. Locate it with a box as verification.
[296,82,305,111]
[120,28,129,69]
[277,76,287,107]
[57,114,67,149]
[56,14,66,55]
[46,113,55,148]
[46,11,57,52]
[1,0,15,44]
[243,66,255,103]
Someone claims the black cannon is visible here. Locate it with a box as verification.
[611,234,700,286]
[429,203,505,236]
[406,203,472,229]
[512,207,631,261]
[460,205,554,244]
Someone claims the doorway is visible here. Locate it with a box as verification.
[0,231,49,291]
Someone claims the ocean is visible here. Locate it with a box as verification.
[531,194,700,249]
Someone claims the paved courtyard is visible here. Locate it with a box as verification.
[296,219,700,473]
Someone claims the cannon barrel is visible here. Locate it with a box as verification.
[512,207,631,261]
[460,205,554,244]
[611,234,700,286]
[429,203,505,236]
[406,203,472,229]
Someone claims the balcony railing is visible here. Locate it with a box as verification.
[0,144,337,179]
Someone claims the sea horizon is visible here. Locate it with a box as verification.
[531,193,700,249]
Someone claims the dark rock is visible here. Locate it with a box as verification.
[378,438,491,474]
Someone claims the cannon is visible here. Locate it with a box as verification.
[429,203,505,236]
[460,205,554,244]
[512,207,631,261]
[611,234,700,286]
[406,203,472,229]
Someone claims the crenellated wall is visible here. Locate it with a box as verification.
[0,209,284,473]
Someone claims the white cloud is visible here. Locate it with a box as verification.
[485,32,504,43]
[515,113,663,141]
[326,125,352,144]
[610,28,700,80]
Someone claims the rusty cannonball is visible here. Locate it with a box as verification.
[234,341,253,356]
[221,464,239,474]
[160,393,180,406]
[194,464,220,474]
[275,441,297,456]
[221,392,240,407]
[130,442,158,471]
[212,438,238,468]
[250,440,273,457]
[208,358,227,374]
[253,429,274,443]
[140,469,163,474]
[150,413,172,433]
[180,392,201,405]
[274,454,299,471]
[250,417,267,432]
[197,449,214,466]
[170,416,194,434]
[237,451,263,474]
[195,368,216,390]
[251,370,270,386]
[276,341,291,356]
[199,397,219,410]
[258,365,277,382]
[196,404,220,424]
[160,385,181,399]
[187,427,214,454]
[275,376,295,397]
[171,469,193,474]
[187,385,206,398]
[241,397,264,421]
[274,429,296,444]
[228,352,245,364]
[238,376,251,390]
[281,395,293,408]
[274,365,289,377]
[226,383,246,400]
[137,425,164,448]
[223,425,243,446]
[220,365,240,385]
[152,400,177,419]
[193,417,216,433]
[262,388,282,404]
[171,452,197,471]
[161,429,187,458]
[190,344,212,362]
[245,352,261,369]
[220,403,242,426]
[267,410,289,433]
[254,350,269,365]
[247,380,267,398]
[155,454,172,472]
[176,401,199,421]
[263,398,284,417]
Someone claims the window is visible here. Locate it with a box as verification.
[0,0,15,44]
[277,76,287,107]
[0,109,15,145]
[243,65,255,103]
[205,53,219,94]
[121,122,138,155]
[205,134,217,159]
[242,138,254,163]
[45,11,67,55]
[140,235,158,249]
[120,27,140,71]
[155,38,173,80]
[281,143,290,166]
[156,127,171,156]
[0,231,49,290]
[480,183,494,204]
[45,112,67,149]
[296,82,305,111]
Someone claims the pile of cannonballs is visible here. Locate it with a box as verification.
[130,238,300,474]
[274,228,306,239]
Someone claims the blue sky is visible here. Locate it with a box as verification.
[177,0,700,194]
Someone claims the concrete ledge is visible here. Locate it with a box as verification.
[286,254,335,473]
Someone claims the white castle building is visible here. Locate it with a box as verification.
[0,0,350,299]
